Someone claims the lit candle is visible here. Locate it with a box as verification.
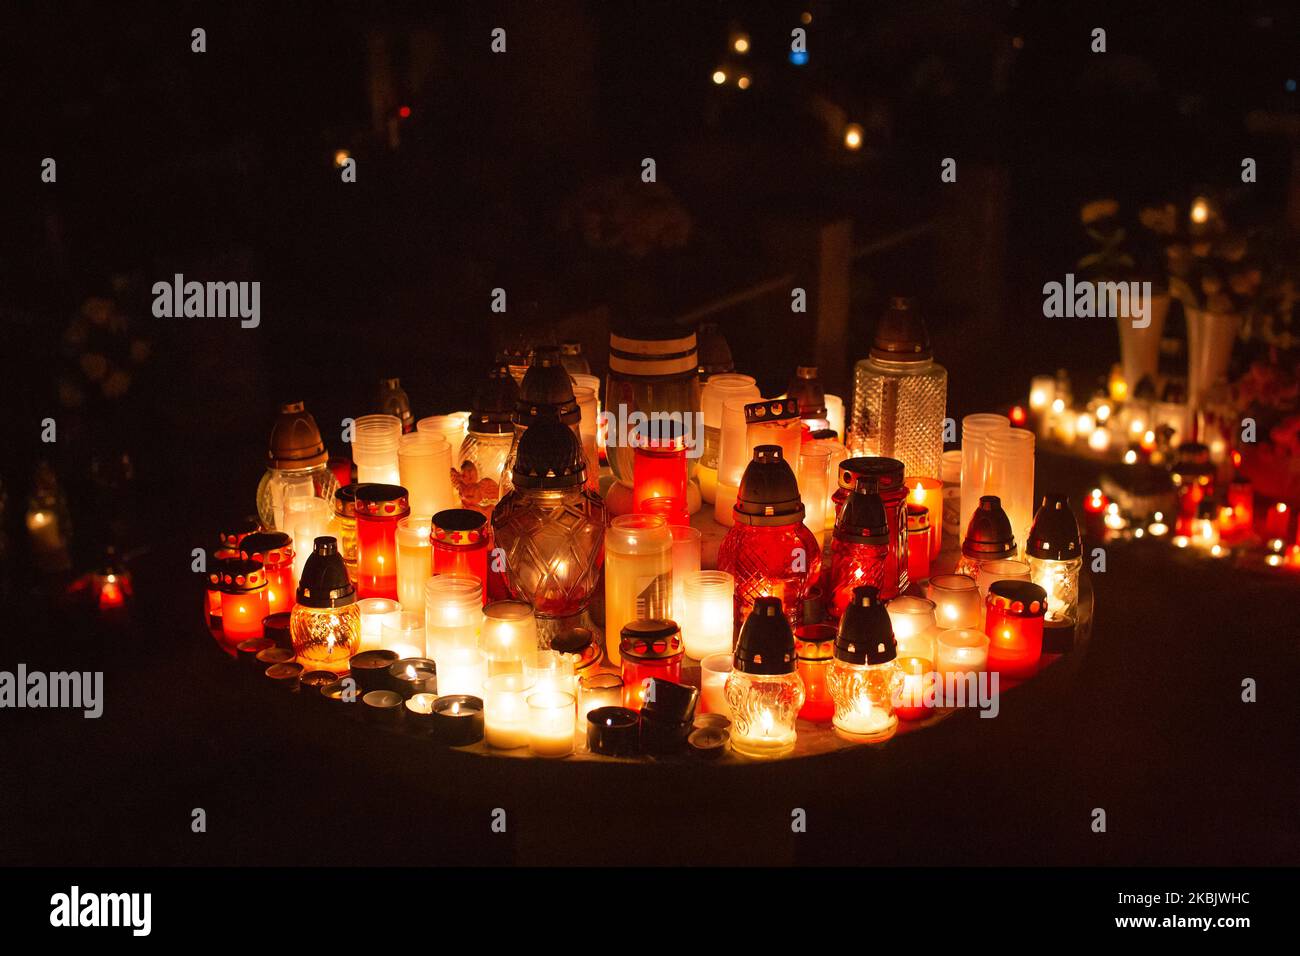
[427,694,485,746]
[395,517,432,614]
[680,570,735,659]
[483,673,535,749]
[927,574,982,629]
[1264,502,1290,540]
[577,672,623,721]
[670,525,703,624]
[984,581,1046,679]
[724,597,804,758]
[794,623,836,722]
[885,595,938,661]
[284,496,331,586]
[398,432,456,517]
[352,414,402,485]
[619,620,684,711]
[586,706,641,756]
[525,649,576,696]
[349,649,399,693]
[906,477,943,560]
[603,515,673,666]
[935,627,989,676]
[354,484,410,600]
[798,444,832,535]
[239,532,295,615]
[975,558,1031,600]
[380,612,426,661]
[527,691,576,758]
[699,652,733,716]
[217,559,269,646]
[424,575,485,696]
[826,586,902,743]
[387,657,437,699]
[906,504,931,584]
[1028,375,1055,414]
[894,656,934,722]
[631,426,690,521]
[357,597,402,652]
[479,600,538,676]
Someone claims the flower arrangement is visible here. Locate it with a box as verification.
[1232,355,1300,500]
[1077,198,1167,284]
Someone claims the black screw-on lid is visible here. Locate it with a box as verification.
[734,445,805,526]
[987,580,1047,616]
[733,597,797,675]
[961,495,1017,560]
[296,536,357,608]
[787,366,827,419]
[619,619,684,662]
[834,476,890,544]
[836,457,906,493]
[470,364,519,435]
[517,346,580,426]
[696,322,735,378]
[511,422,588,489]
[870,297,933,362]
[1026,494,1081,561]
[834,585,897,665]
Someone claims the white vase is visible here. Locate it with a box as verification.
[1185,308,1241,412]
[1115,291,1169,393]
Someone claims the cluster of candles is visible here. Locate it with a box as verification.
[206,304,1090,760]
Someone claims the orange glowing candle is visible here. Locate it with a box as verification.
[906,476,942,560]
[894,656,934,721]
[239,531,295,615]
[218,559,269,646]
[983,581,1045,680]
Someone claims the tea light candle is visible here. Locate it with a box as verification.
[885,595,938,661]
[688,726,729,758]
[527,691,576,757]
[894,656,934,721]
[480,601,538,676]
[349,649,400,694]
[380,611,426,661]
[262,611,293,649]
[237,638,275,672]
[927,574,983,629]
[906,477,943,560]
[699,653,733,715]
[387,657,437,698]
[404,692,439,731]
[483,673,535,749]
[362,689,404,723]
[300,670,339,699]
[256,646,295,669]
[586,706,640,756]
[265,661,303,691]
[680,570,735,659]
[935,628,989,675]
[358,597,402,651]
[428,694,485,745]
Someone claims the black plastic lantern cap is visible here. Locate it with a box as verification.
[511,421,587,489]
[470,364,519,434]
[834,477,890,544]
[696,322,735,378]
[870,297,933,363]
[1027,494,1081,561]
[734,596,797,675]
[517,347,580,426]
[734,445,804,526]
[296,536,357,608]
[834,585,897,665]
[961,495,1017,560]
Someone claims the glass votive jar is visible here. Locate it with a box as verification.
[794,622,836,722]
[577,672,624,721]
[483,673,535,750]
[380,611,426,661]
[424,575,485,695]
[885,595,938,661]
[354,483,410,600]
[417,412,470,450]
[284,496,332,585]
[669,525,703,622]
[352,414,402,485]
[398,432,456,518]
[894,656,935,722]
[205,557,224,625]
[927,573,982,629]
[798,443,832,535]
[632,426,690,521]
[526,649,576,696]
[905,476,943,560]
[217,558,269,646]
[527,691,576,758]
[604,514,673,666]
[357,597,402,652]
[288,537,361,674]
[551,627,602,677]
[619,619,684,711]
[984,581,1046,680]
[329,484,359,580]
[975,558,1032,600]
[480,600,538,676]
[239,532,295,616]
[699,652,733,716]
[395,516,432,614]
[935,627,989,676]
[431,509,490,603]
[745,398,803,473]
[680,570,735,659]
[906,503,931,584]
[725,596,804,758]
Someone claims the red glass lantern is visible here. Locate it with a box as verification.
[354,484,410,600]
[830,457,908,598]
[794,622,836,721]
[632,424,689,522]
[217,558,269,646]
[432,509,490,603]
[984,580,1046,680]
[827,477,889,619]
[1219,476,1253,542]
[717,445,822,624]
[1170,443,1215,537]
[239,531,295,615]
[906,503,931,585]
[619,619,684,711]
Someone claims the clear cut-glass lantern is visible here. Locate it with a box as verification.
[256,401,339,531]
[724,597,805,758]
[1026,493,1082,625]
[827,585,902,743]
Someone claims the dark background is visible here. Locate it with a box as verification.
[1,0,1297,866]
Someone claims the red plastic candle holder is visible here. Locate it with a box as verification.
[619,620,684,712]
[354,484,410,600]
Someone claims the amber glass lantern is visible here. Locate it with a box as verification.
[826,585,902,743]
[239,531,295,615]
[218,558,269,646]
[432,509,490,603]
[491,423,607,641]
[956,495,1017,580]
[632,424,689,522]
[290,536,362,674]
[724,597,805,758]
[354,484,410,600]
[794,622,836,722]
[619,619,685,711]
[255,401,339,531]
[717,445,822,625]
[827,477,889,619]
[984,580,1047,679]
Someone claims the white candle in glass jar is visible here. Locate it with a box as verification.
[480,601,538,676]
[424,576,484,694]
[681,571,735,659]
[935,628,989,675]
[885,595,938,661]
[483,673,534,749]
[699,653,733,716]
[527,691,576,757]
[358,597,403,652]
[395,516,432,614]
